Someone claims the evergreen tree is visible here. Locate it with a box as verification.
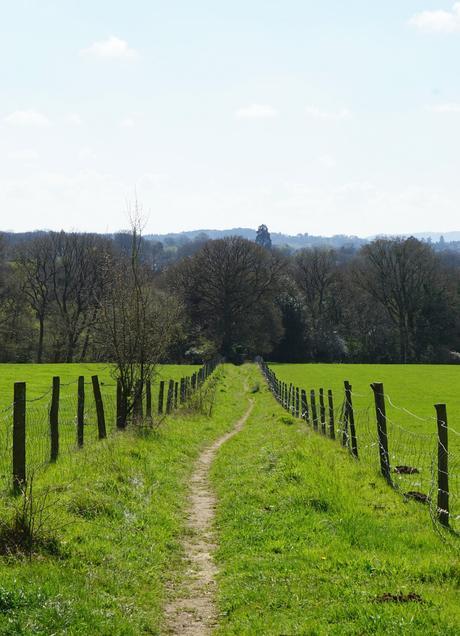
[255,224,272,249]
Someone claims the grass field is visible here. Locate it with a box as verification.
[267,363,460,534]
[212,365,460,635]
[0,364,200,493]
[0,363,199,408]
[0,364,246,635]
[0,363,458,634]
[269,363,460,433]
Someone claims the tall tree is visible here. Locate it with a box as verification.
[15,235,53,362]
[355,238,445,362]
[49,232,109,362]
[98,213,182,423]
[170,236,284,359]
[293,248,339,359]
[255,224,272,250]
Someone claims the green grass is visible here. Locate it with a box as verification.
[269,363,460,434]
[212,365,460,635]
[268,363,460,532]
[0,364,247,635]
[1,363,458,634]
[0,363,199,408]
[0,364,200,492]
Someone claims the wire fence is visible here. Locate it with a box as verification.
[259,360,460,546]
[0,359,221,496]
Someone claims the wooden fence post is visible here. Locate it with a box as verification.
[301,390,309,424]
[50,376,60,462]
[133,380,143,421]
[341,395,349,448]
[158,381,165,415]
[295,388,300,418]
[344,381,358,458]
[319,388,326,435]
[371,383,391,484]
[180,378,186,404]
[78,376,85,446]
[13,382,26,493]
[328,389,335,440]
[166,380,174,414]
[174,382,179,409]
[116,379,127,429]
[91,376,107,440]
[435,403,449,527]
[146,380,152,420]
[310,390,318,431]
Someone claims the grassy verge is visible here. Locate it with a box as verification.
[0,363,201,499]
[0,364,245,635]
[211,365,460,635]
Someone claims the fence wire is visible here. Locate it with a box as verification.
[260,361,460,546]
[0,360,221,495]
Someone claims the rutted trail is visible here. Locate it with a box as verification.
[164,397,254,635]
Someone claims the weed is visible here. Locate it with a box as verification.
[0,475,62,558]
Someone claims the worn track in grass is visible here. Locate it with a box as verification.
[164,399,254,635]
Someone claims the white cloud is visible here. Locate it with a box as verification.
[120,117,135,128]
[65,113,83,126]
[318,154,337,168]
[0,170,128,232]
[235,104,278,119]
[4,109,50,127]
[9,149,39,161]
[80,36,139,60]
[409,3,460,33]
[427,102,460,113]
[306,106,351,121]
[78,147,96,161]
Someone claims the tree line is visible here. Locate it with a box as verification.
[1,224,459,365]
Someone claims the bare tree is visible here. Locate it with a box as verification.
[293,248,339,358]
[15,236,53,362]
[354,237,442,362]
[98,208,183,424]
[170,236,285,358]
[49,232,109,362]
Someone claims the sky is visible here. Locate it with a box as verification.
[1,0,460,237]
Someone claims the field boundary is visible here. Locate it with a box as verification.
[1,359,221,495]
[259,359,460,543]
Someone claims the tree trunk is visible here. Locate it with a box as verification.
[37,316,45,363]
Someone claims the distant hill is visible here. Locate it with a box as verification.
[411,231,460,242]
[145,228,368,250]
[2,228,459,252]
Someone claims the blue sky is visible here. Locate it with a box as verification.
[1,1,460,236]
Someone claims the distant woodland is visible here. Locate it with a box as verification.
[1,225,459,364]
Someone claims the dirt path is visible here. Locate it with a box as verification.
[164,399,254,635]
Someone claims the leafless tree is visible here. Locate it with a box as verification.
[170,236,285,358]
[292,248,340,357]
[48,232,110,362]
[15,235,53,362]
[354,237,442,362]
[98,207,183,423]
[293,248,337,328]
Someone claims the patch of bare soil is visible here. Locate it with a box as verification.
[164,401,254,635]
[375,592,423,603]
